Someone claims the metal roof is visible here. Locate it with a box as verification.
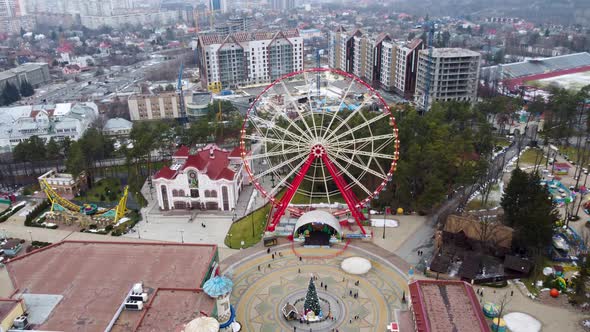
[488,52,590,79]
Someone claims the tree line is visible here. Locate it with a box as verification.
[372,101,495,213]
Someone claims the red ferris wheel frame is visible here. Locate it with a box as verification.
[239,68,400,234]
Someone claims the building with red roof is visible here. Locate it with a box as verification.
[153,144,250,211]
[1,240,219,332]
[407,280,490,332]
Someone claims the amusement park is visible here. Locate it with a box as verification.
[1,64,590,332]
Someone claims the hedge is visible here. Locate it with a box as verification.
[0,203,26,223]
[24,200,50,226]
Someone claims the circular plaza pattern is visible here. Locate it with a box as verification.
[223,242,409,332]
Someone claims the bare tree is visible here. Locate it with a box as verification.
[494,292,512,332]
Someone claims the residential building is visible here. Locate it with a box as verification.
[405,280,490,332]
[394,39,424,99]
[128,91,181,121]
[209,0,228,13]
[215,16,254,34]
[38,169,88,196]
[270,0,295,12]
[0,0,26,17]
[0,102,98,152]
[153,144,250,212]
[102,117,133,137]
[0,14,34,34]
[0,62,50,90]
[80,10,178,29]
[186,92,212,118]
[2,240,219,331]
[196,30,303,89]
[328,28,397,91]
[414,48,481,110]
[128,91,213,121]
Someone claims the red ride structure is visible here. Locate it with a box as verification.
[240,68,399,235]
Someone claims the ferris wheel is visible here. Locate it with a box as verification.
[240,68,399,234]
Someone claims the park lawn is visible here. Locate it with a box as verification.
[291,191,344,204]
[559,145,589,164]
[224,189,347,249]
[225,203,271,249]
[495,137,512,148]
[520,148,547,165]
[78,178,123,203]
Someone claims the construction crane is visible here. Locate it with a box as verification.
[423,21,436,112]
[177,62,188,124]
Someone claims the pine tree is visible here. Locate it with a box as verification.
[304,277,321,315]
[19,80,35,97]
[2,82,21,105]
[501,168,558,251]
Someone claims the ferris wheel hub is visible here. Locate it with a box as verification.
[311,144,326,158]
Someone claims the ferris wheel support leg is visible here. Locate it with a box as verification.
[267,153,316,232]
[321,154,367,235]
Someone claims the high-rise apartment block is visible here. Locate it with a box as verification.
[394,39,424,98]
[0,0,26,17]
[414,48,481,110]
[270,0,295,11]
[329,28,397,91]
[209,0,228,13]
[0,0,33,34]
[197,30,303,89]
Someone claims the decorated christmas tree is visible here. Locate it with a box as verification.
[304,277,321,315]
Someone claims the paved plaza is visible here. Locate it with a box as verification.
[222,242,410,332]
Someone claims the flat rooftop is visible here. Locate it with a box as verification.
[0,299,21,322]
[422,48,481,58]
[111,288,214,332]
[5,241,217,332]
[409,280,490,332]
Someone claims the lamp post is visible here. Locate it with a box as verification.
[179,229,184,243]
[27,230,32,243]
[1,228,6,240]
[251,211,255,237]
[382,208,387,239]
[137,226,141,239]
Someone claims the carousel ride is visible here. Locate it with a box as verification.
[240,68,399,239]
[39,178,129,226]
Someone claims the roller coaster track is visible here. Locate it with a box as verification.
[40,179,128,223]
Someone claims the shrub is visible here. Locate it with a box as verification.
[24,200,50,225]
[105,225,114,232]
[89,224,97,229]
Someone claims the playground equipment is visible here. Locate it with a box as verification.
[550,288,560,298]
[39,179,128,223]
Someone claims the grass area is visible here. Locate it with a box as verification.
[224,189,346,249]
[519,148,547,165]
[495,137,512,148]
[224,204,271,249]
[291,191,344,204]
[466,199,499,211]
[78,178,123,203]
[558,145,589,165]
[521,256,556,296]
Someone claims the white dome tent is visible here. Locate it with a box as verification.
[183,317,220,332]
[294,210,342,246]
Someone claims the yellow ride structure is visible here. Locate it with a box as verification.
[39,179,129,223]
